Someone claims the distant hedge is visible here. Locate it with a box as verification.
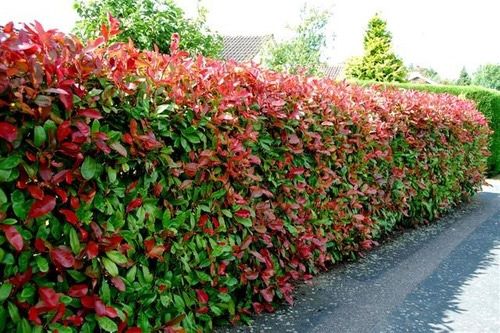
[359,82,500,175]
[0,20,491,332]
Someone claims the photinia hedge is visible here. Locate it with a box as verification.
[0,19,491,333]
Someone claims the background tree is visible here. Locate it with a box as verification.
[73,0,222,57]
[473,64,500,90]
[345,14,407,82]
[456,67,472,85]
[264,7,331,76]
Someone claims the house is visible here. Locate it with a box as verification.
[221,35,345,80]
[221,35,274,63]
[319,63,345,80]
[407,71,436,85]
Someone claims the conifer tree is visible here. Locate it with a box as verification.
[456,67,472,85]
[346,14,407,82]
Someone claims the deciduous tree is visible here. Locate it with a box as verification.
[73,0,222,57]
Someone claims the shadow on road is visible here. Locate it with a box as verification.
[382,194,500,332]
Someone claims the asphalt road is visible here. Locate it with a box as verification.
[221,179,500,333]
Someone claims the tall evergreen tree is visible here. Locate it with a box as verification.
[345,14,407,82]
[456,67,472,85]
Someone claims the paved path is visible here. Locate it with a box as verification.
[222,179,500,333]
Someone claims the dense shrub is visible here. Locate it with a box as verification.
[360,82,500,175]
[0,20,490,332]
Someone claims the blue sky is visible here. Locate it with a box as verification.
[1,0,499,79]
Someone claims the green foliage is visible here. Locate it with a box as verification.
[358,81,500,175]
[345,14,407,82]
[456,67,472,86]
[73,0,222,57]
[473,64,500,91]
[264,7,331,75]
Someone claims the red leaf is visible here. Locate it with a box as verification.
[126,198,142,213]
[196,289,209,304]
[34,238,47,252]
[50,246,75,268]
[51,303,66,323]
[152,183,163,197]
[111,276,126,292]
[78,108,102,119]
[81,295,96,309]
[28,307,41,325]
[198,214,209,228]
[144,238,165,260]
[39,287,60,308]
[86,241,99,259]
[0,122,17,142]
[28,195,56,218]
[59,93,73,110]
[0,225,24,251]
[105,306,118,318]
[9,268,32,288]
[27,185,44,200]
[126,328,142,333]
[54,187,68,203]
[235,209,250,219]
[68,284,88,297]
[59,209,79,225]
[56,121,72,142]
[260,286,274,303]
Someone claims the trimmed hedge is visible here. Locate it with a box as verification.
[358,81,500,175]
[0,21,491,332]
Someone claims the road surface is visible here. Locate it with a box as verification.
[221,179,500,333]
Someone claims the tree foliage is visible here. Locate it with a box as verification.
[73,0,222,57]
[345,14,407,82]
[473,64,500,90]
[264,7,331,75]
[456,67,472,86]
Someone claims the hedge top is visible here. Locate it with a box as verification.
[355,80,500,175]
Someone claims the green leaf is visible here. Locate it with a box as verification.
[0,283,13,303]
[11,190,28,220]
[0,169,11,182]
[43,119,57,137]
[7,301,19,321]
[19,285,35,300]
[235,216,252,227]
[0,188,7,205]
[35,256,49,273]
[96,316,118,332]
[106,250,128,265]
[102,257,119,277]
[0,155,22,170]
[33,126,47,147]
[81,156,97,180]
[126,265,137,283]
[107,167,117,183]
[69,228,81,255]
[17,318,32,333]
[142,266,153,284]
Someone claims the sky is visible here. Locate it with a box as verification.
[1,0,499,80]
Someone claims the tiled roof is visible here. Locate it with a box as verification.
[221,35,273,62]
[320,64,344,79]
